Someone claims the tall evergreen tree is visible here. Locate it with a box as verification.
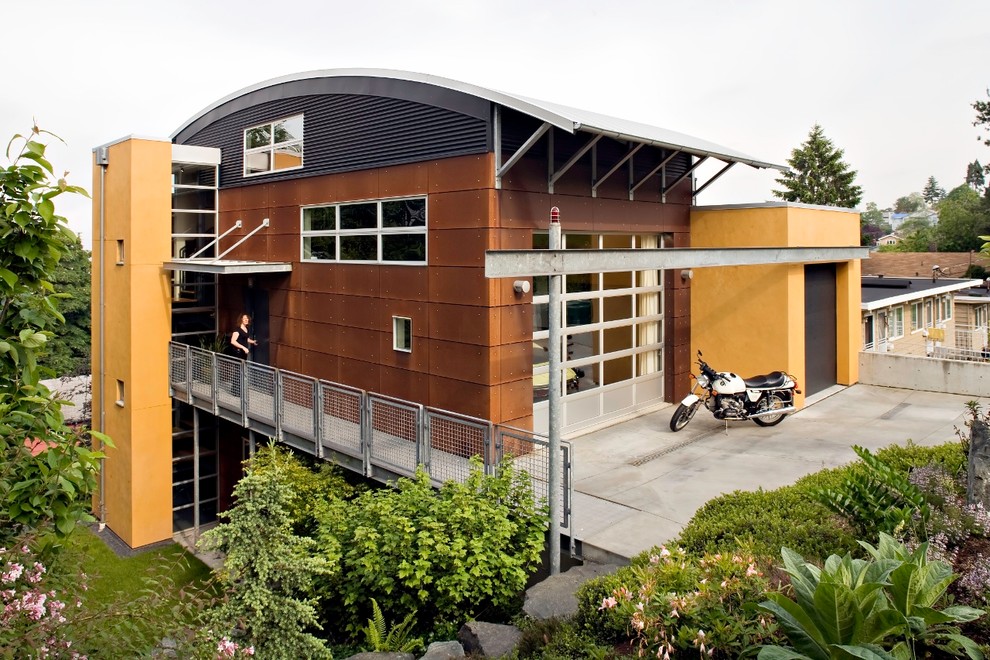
[966,160,985,192]
[922,175,945,207]
[773,124,862,208]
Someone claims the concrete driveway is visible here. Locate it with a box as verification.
[569,384,990,563]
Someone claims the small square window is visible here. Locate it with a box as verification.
[116,240,124,265]
[393,317,412,352]
[115,379,125,407]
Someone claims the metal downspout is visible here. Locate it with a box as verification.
[97,159,107,528]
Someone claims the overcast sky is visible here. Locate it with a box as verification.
[4,0,989,248]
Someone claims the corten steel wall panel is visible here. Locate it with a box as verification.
[499,379,534,423]
[379,333,430,373]
[379,366,433,404]
[336,169,380,202]
[380,266,429,301]
[430,267,495,306]
[337,264,381,297]
[300,349,338,382]
[337,325,382,363]
[299,263,338,294]
[299,292,337,322]
[179,94,488,188]
[429,190,495,229]
[381,162,430,197]
[336,293,381,330]
[429,340,492,382]
[431,375,495,419]
[429,155,493,194]
[430,229,493,267]
[499,306,532,345]
[497,341,533,383]
[339,356,381,393]
[429,303,495,345]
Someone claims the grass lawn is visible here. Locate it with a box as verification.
[43,526,217,655]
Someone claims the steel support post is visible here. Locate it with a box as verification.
[548,207,562,575]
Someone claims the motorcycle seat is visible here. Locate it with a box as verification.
[744,371,788,389]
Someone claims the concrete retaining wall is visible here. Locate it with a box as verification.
[859,351,990,397]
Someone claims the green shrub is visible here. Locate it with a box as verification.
[250,444,359,535]
[316,458,548,640]
[596,544,780,658]
[514,617,615,659]
[677,486,856,562]
[574,567,639,643]
[875,440,967,475]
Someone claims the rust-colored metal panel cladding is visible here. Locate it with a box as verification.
[428,339,492,382]
[429,228,494,267]
[429,303,496,346]
[428,190,495,229]
[430,375,495,419]
[429,155,492,194]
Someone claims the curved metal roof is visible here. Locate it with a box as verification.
[172,68,785,171]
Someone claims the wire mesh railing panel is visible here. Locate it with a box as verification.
[168,344,189,396]
[281,372,317,441]
[189,347,215,402]
[245,363,277,426]
[369,395,421,476]
[495,427,571,531]
[320,383,363,460]
[426,411,490,484]
[214,354,243,413]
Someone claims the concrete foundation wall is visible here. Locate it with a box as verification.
[859,351,990,397]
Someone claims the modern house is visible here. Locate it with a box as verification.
[861,276,983,355]
[91,69,864,549]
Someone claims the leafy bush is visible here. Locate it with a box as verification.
[514,617,615,659]
[362,598,423,654]
[597,544,780,658]
[815,445,932,540]
[249,444,359,534]
[677,486,856,562]
[574,567,635,643]
[874,440,967,476]
[316,458,548,640]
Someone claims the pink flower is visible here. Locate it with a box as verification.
[599,596,618,610]
[244,646,255,656]
[217,637,237,657]
[746,563,759,577]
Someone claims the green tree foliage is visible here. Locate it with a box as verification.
[888,214,936,252]
[894,192,926,213]
[198,446,334,659]
[40,234,90,376]
[966,160,985,193]
[923,175,947,207]
[935,185,990,252]
[316,459,548,639]
[774,124,863,208]
[974,89,990,170]
[860,201,891,246]
[0,127,108,543]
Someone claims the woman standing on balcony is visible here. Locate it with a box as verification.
[230,313,258,361]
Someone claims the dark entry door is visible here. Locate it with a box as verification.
[245,288,270,365]
[804,264,837,396]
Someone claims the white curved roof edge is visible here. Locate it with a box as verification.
[171,68,785,171]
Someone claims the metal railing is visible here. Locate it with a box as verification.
[168,342,572,532]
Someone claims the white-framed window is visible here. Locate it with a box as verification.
[941,296,952,321]
[925,300,934,328]
[244,114,303,176]
[393,316,412,352]
[911,302,922,331]
[889,306,904,339]
[301,197,426,264]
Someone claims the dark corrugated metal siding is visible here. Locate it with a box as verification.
[179,94,488,188]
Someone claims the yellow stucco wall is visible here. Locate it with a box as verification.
[91,138,173,548]
[689,204,862,406]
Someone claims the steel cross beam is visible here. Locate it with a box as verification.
[485,246,871,278]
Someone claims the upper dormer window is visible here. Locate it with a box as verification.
[243,114,304,176]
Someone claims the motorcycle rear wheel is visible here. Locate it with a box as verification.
[669,401,700,432]
[753,393,787,427]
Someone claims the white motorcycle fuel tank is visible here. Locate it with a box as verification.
[713,372,746,395]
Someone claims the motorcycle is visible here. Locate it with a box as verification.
[669,350,800,432]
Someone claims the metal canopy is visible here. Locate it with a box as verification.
[485,246,870,278]
[164,260,293,275]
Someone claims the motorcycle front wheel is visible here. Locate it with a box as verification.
[753,393,787,427]
[669,401,700,432]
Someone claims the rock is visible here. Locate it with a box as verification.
[457,621,522,659]
[969,420,990,508]
[344,653,414,660]
[419,640,465,659]
[523,562,621,620]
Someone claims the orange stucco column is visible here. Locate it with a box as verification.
[91,137,173,547]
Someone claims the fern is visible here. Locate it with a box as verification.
[362,598,424,654]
